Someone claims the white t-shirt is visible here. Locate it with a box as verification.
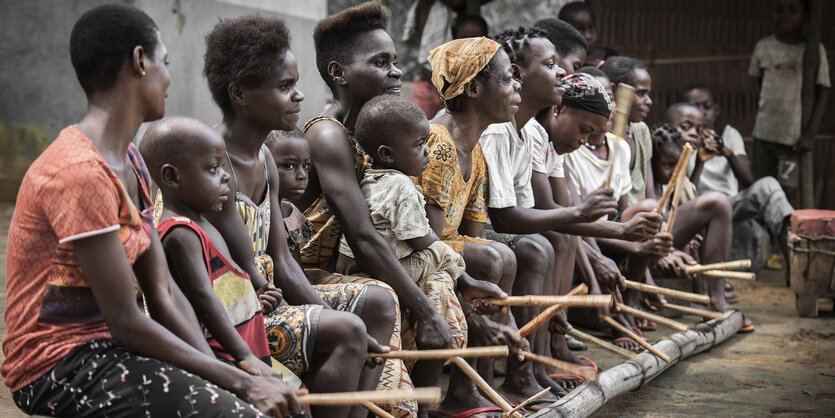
[565,133,632,201]
[339,169,431,259]
[480,120,536,209]
[528,119,565,179]
[687,125,746,197]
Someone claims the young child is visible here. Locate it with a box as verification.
[749,0,830,206]
[558,1,620,67]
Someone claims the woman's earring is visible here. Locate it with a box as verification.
[140,70,146,77]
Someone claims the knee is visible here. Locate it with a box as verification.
[700,192,732,220]
[363,286,397,330]
[755,176,783,195]
[495,243,517,278]
[544,231,571,253]
[514,235,554,269]
[324,313,367,353]
[635,199,657,213]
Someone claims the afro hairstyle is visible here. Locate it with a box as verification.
[354,94,426,161]
[599,56,646,86]
[532,18,588,57]
[313,1,390,90]
[69,4,159,95]
[203,15,292,118]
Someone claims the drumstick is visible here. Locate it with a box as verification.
[602,316,671,362]
[362,401,396,418]
[479,294,612,307]
[612,84,635,139]
[370,346,508,361]
[685,259,752,274]
[451,357,522,418]
[521,350,597,380]
[517,284,588,338]
[618,304,689,332]
[504,387,552,417]
[298,388,441,406]
[654,143,694,213]
[662,302,724,321]
[567,327,637,360]
[701,270,757,281]
[665,172,685,233]
[624,279,710,304]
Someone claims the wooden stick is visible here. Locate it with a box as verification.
[567,327,637,360]
[371,346,508,361]
[654,143,694,213]
[664,172,685,233]
[298,388,441,406]
[481,294,612,307]
[662,302,724,321]
[521,350,597,381]
[625,280,710,304]
[685,259,752,274]
[611,84,635,139]
[701,270,756,281]
[503,387,552,417]
[602,316,671,362]
[450,357,522,418]
[362,401,396,418]
[618,304,690,332]
[518,284,588,338]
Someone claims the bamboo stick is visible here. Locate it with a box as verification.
[370,346,508,361]
[521,350,597,381]
[504,387,552,417]
[362,401,396,418]
[450,357,522,418]
[298,388,441,406]
[611,84,635,139]
[665,173,685,233]
[624,280,710,304]
[662,303,725,321]
[602,316,671,363]
[618,304,690,332]
[701,270,756,281]
[567,327,637,360]
[518,284,588,338]
[482,294,612,307]
[654,143,694,213]
[685,259,752,274]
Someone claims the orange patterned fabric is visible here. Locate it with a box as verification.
[416,124,491,253]
[428,37,501,101]
[3,126,154,391]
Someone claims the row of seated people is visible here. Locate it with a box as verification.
[3,2,792,418]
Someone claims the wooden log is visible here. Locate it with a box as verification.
[701,270,756,281]
[482,294,612,307]
[527,311,744,417]
[362,401,396,418]
[298,388,441,406]
[450,357,523,418]
[517,284,589,338]
[521,350,597,380]
[624,280,710,305]
[611,84,635,139]
[602,316,672,363]
[654,143,694,213]
[567,328,637,360]
[618,304,690,332]
[371,346,508,361]
[685,259,752,274]
[504,387,552,417]
[662,303,725,321]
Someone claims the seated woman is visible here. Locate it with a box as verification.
[2,5,297,417]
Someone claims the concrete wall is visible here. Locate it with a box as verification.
[0,0,329,140]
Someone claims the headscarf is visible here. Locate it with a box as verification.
[427,37,501,101]
[561,72,613,118]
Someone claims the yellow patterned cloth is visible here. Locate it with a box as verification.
[428,37,501,101]
[416,124,491,253]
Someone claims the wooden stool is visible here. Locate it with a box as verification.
[790,210,835,317]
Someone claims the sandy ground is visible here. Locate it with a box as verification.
[0,202,833,417]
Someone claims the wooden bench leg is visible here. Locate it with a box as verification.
[796,293,819,317]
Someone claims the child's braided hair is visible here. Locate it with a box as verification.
[493,26,548,65]
[650,123,684,154]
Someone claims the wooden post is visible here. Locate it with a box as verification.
[799,0,822,209]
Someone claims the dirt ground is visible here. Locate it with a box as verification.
[0,202,834,417]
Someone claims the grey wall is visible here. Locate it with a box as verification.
[0,0,329,140]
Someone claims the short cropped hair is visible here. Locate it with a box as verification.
[577,66,607,78]
[140,117,216,185]
[265,129,307,153]
[680,82,713,101]
[355,95,426,160]
[313,1,390,90]
[558,1,594,22]
[493,26,549,66]
[204,15,291,118]
[599,56,646,86]
[70,4,159,95]
[453,14,489,38]
[532,18,588,57]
